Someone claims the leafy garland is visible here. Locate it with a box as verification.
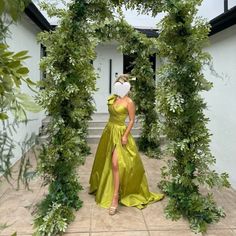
[33,1,114,235]
[34,0,162,234]
[95,16,162,158]
[33,0,230,235]
[155,0,230,233]
[113,0,230,232]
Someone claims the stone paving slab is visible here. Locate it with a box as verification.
[0,144,236,236]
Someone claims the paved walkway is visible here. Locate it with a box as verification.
[0,144,236,236]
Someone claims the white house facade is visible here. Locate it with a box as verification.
[93,42,123,113]
[4,2,236,188]
[93,30,159,113]
[5,3,51,164]
[202,6,236,188]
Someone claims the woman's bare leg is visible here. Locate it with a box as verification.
[111,146,119,207]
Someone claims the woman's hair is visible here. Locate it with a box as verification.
[114,74,130,84]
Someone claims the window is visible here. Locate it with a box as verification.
[123,53,156,80]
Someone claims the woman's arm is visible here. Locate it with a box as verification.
[121,100,135,145]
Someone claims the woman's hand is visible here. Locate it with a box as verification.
[121,135,128,146]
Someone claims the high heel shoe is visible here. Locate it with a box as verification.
[108,206,118,215]
[109,193,119,215]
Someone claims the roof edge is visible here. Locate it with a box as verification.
[209,6,236,36]
[24,2,236,37]
[24,2,52,31]
[133,28,159,37]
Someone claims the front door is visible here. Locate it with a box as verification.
[93,43,123,113]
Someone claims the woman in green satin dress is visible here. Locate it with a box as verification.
[88,74,164,214]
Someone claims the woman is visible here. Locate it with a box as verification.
[88,74,164,215]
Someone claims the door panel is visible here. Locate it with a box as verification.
[93,44,123,113]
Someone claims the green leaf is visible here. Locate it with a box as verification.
[7,60,21,68]
[0,112,8,120]
[0,0,5,15]
[16,92,42,112]
[10,105,27,121]
[16,67,29,75]
[16,55,31,60]
[12,76,22,87]
[13,50,28,58]
[2,75,14,91]
[0,43,8,50]
[2,51,14,57]
[26,78,36,86]
[9,8,18,21]
[22,100,42,112]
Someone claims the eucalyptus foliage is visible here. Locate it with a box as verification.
[33,1,112,234]
[34,0,162,234]
[34,0,230,234]
[0,0,41,186]
[154,0,230,233]
[0,2,42,234]
[0,120,38,189]
[0,44,40,121]
[95,16,162,158]
[100,0,231,233]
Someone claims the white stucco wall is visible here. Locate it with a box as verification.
[93,42,123,113]
[93,42,161,113]
[202,25,236,189]
[4,13,46,164]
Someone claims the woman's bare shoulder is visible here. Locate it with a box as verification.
[126,96,135,105]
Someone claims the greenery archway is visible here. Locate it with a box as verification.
[33,0,230,235]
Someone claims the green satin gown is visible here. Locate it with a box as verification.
[88,94,164,209]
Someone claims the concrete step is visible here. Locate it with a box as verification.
[86,134,140,144]
[87,113,142,144]
[37,134,50,145]
[90,113,109,121]
[38,128,167,147]
[41,116,51,127]
[39,126,49,136]
[88,121,108,127]
[39,114,143,145]
[88,126,141,136]
[88,120,141,128]
[37,134,168,148]
[37,132,142,145]
[41,115,142,126]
